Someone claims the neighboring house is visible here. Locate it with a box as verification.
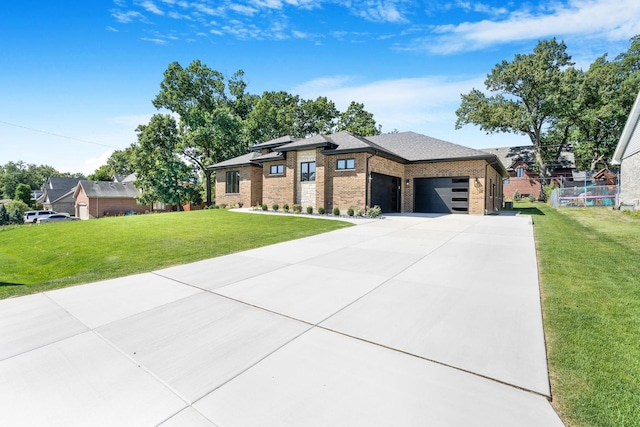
[40,177,83,215]
[481,146,575,198]
[612,90,640,210]
[73,180,145,219]
[209,131,508,215]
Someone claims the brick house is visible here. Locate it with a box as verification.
[481,146,575,198]
[210,131,508,215]
[73,180,146,219]
[612,90,640,210]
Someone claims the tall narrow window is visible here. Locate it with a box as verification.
[225,170,240,193]
[516,167,524,177]
[301,161,316,181]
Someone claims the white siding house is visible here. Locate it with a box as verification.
[612,90,640,210]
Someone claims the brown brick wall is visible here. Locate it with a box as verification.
[504,176,541,199]
[323,152,369,211]
[215,166,262,207]
[262,152,297,207]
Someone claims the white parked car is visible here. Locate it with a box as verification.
[37,213,80,223]
[23,210,56,223]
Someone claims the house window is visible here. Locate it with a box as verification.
[503,178,510,185]
[270,164,284,175]
[225,170,240,194]
[337,158,355,170]
[516,167,524,177]
[301,161,316,181]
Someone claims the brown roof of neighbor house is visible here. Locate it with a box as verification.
[481,146,575,171]
[74,180,140,199]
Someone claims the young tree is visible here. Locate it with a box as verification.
[0,204,9,226]
[456,38,575,198]
[14,183,33,207]
[336,101,382,136]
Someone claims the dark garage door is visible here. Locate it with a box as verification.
[414,177,469,214]
[371,172,401,213]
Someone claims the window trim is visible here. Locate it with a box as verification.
[225,170,240,194]
[301,161,316,182]
[336,158,355,170]
[516,167,524,178]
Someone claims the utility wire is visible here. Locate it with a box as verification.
[0,119,120,150]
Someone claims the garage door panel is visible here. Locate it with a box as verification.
[415,177,469,214]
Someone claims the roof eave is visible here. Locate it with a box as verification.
[612,90,640,163]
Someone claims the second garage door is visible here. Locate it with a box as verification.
[414,177,469,214]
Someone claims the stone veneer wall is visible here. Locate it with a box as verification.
[296,150,317,208]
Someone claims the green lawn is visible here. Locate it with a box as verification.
[0,209,352,299]
[520,202,640,427]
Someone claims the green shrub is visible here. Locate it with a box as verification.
[292,204,302,212]
[527,194,536,202]
[272,203,279,212]
[283,203,289,212]
[513,189,521,201]
[238,202,244,208]
[333,207,340,216]
[252,204,261,211]
[261,203,268,211]
[0,204,9,226]
[347,208,354,217]
[306,206,313,214]
[293,209,301,214]
[10,208,24,224]
[367,205,382,218]
[219,204,227,209]
[318,207,325,215]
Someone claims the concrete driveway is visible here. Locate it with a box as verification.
[0,213,563,426]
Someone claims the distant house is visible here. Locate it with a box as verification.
[481,146,575,198]
[40,177,83,215]
[209,131,508,215]
[74,180,145,219]
[612,90,640,210]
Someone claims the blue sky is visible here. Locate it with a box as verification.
[1,0,639,175]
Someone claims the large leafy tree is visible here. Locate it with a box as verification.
[14,183,33,207]
[133,114,201,209]
[0,161,58,198]
[456,38,575,196]
[151,61,256,206]
[88,145,138,181]
[571,36,640,169]
[336,101,382,136]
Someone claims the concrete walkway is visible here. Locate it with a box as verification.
[0,213,563,426]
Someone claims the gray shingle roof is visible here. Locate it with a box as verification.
[77,180,140,198]
[209,152,262,169]
[368,132,494,162]
[252,151,285,163]
[275,134,333,152]
[251,135,299,150]
[46,177,82,191]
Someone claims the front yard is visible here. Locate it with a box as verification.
[524,203,640,427]
[0,209,351,299]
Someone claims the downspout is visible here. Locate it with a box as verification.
[365,150,378,210]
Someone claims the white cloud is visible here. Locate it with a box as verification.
[111,10,145,23]
[82,150,114,176]
[357,1,408,23]
[140,0,164,15]
[292,74,530,147]
[141,37,168,44]
[229,4,258,15]
[421,0,640,54]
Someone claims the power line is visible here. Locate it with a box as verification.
[0,119,120,150]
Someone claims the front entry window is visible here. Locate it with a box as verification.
[301,162,316,181]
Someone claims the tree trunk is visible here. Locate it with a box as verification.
[535,150,548,201]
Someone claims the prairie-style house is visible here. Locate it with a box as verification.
[210,131,508,215]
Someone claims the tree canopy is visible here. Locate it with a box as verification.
[456,36,640,180]
[0,161,83,199]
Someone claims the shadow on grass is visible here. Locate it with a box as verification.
[0,282,25,287]
[517,207,545,216]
